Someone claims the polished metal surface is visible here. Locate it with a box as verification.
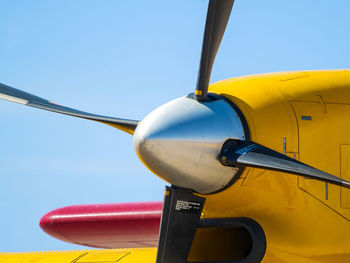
[133,96,246,194]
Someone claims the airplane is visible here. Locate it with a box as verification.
[1,0,350,262]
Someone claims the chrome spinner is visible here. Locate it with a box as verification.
[133,95,246,194]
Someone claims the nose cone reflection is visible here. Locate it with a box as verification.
[133,96,245,194]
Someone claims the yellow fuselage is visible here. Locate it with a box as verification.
[204,69,350,263]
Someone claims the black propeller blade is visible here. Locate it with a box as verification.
[220,140,350,188]
[0,83,138,135]
[156,186,205,263]
[195,0,235,100]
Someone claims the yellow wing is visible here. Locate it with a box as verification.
[0,248,157,263]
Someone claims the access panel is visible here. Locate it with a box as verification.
[291,100,350,219]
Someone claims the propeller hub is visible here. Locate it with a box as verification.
[133,96,246,194]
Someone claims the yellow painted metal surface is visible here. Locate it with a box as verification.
[99,121,135,135]
[0,248,157,263]
[198,69,350,262]
[341,145,350,208]
[292,101,350,219]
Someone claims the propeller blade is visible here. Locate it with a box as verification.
[156,186,205,263]
[0,83,138,135]
[220,140,350,188]
[195,0,235,100]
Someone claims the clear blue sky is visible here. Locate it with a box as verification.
[0,0,349,252]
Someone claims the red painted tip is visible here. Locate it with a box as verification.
[40,202,162,249]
